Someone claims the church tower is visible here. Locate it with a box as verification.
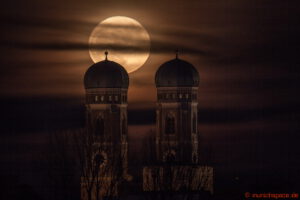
[143,53,213,194]
[155,53,200,163]
[82,52,129,199]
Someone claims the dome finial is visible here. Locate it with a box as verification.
[104,51,108,61]
[175,49,179,59]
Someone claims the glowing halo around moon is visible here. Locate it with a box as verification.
[89,16,151,73]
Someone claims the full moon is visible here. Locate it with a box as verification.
[89,16,150,73]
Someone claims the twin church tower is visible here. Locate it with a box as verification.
[84,51,199,165]
[81,52,210,199]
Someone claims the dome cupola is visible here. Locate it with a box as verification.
[155,52,199,87]
[84,52,129,89]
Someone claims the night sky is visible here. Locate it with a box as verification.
[0,0,299,199]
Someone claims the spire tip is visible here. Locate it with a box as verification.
[175,49,179,59]
[104,51,108,60]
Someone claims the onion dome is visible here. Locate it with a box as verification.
[84,52,129,89]
[155,52,199,87]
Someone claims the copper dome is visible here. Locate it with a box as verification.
[155,58,199,87]
[84,60,129,89]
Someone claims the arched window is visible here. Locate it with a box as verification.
[165,153,175,162]
[95,116,104,136]
[192,113,197,134]
[165,113,175,134]
[122,117,127,135]
[193,153,198,163]
[164,150,176,163]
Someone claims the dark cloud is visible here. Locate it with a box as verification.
[213,30,300,67]
[1,96,296,133]
[0,0,300,197]
[128,103,300,125]
[0,15,93,31]
[0,27,215,58]
[199,105,300,125]
[2,17,298,70]
[0,97,85,134]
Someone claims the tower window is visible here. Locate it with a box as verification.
[179,94,182,99]
[100,96,104,102]
[193,113,197,133]
[165,153,175,163]
[122,118,127,135]
[109,96,112,101]
[115,95,118,101]
[95,117,104,136]
[164,150,176,163]
[193,153,197,163]
[165,114,175,134]
[95,95,98,102]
